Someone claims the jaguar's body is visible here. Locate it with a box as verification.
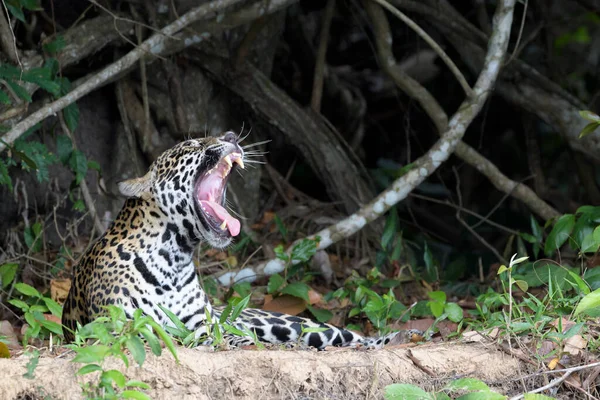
[62,132,403,348]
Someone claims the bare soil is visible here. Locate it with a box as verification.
[0,342,530,400]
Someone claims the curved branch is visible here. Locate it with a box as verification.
[0,0,247,154]
[371,0,473,97]
[363,1,559,221]
[217,0,518,285]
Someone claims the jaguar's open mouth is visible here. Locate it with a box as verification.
[195,152,244,237]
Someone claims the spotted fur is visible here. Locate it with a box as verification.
[62,132,409,349]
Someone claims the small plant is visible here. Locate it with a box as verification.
[269,237,332,322]
[384,378,557,399]
[426,290,464,334]
[159,295,258,348]
[68,305,178,400]
[7,283,63,344]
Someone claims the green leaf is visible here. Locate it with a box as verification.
[138,327,162,356]
[5,80,32,102]
[0,158,13,191]
[232,282,251,298]
[580,231,600,253]
[580,122,600,138]
[23,222,43,253]
[147,321,179,363]
[290,238,318,263]
[267,273,285,294]
[121,390,151,400]
[72,199,85,212]
[306,305,333,323]
[88,160,101,172]
[56,135,73,164]
[423,243,437,281]
[43,297,63,317]
[274,244,289,262]
[514,279,529,293]
[384,383,432,400]
[157,304,188,333]
[14,282,41,298]
[63,103,79,132]
[39,319,62,335]
[58,78,80,132]
[574,287,600,316]
[126,335,146,367]
[69,150,88,185]
[7,299,29,311]
[0,263,18,289]
[125,380,151,389]
[20,0,41,11]
[6,4,25,22]
[274,214,287,242]
[444,303,463,323]
[43,36,66,54]
[428,291,446,303]
[0,90,11,105]
[76,364,102,375]
[219,303,233,324]
[445,377,490,392]
[381,211,398,249]
[101,369,127,388]
[592,225,600,247]
[544,214,575,256]
[579,110,600,123]
[230,294,251,321]
[428,301,444,318]
[281,282,310,302]
[73,345,110,363]
[530,215,543,241]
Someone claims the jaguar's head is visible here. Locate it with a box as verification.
[118,132,244,248]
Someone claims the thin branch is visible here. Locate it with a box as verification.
[217,0,517,285]
[371,0,474,98]
[310,0,336,112]
[454,167,507,264]
[408,193,520,236]
[509,371,573,400]
[0,1,19,65]
[0,0,247,154]
[363,0,559,221]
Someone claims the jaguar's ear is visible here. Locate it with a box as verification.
[118,170,153,199]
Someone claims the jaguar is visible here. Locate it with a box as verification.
[62,132,409,349]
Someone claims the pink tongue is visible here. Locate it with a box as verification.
[199,200,241,236]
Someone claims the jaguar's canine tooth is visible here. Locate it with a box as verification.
[219,220,227,230]
[223,155,233,168]
[234,157,244,169]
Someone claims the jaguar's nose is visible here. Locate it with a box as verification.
[222,131,237,144]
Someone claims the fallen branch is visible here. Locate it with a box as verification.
[216,0,517,285]
[363,0,559,221]
[0,0,247,154]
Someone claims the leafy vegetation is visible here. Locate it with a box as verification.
[1,0,600,398]
[68,306,178,400]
